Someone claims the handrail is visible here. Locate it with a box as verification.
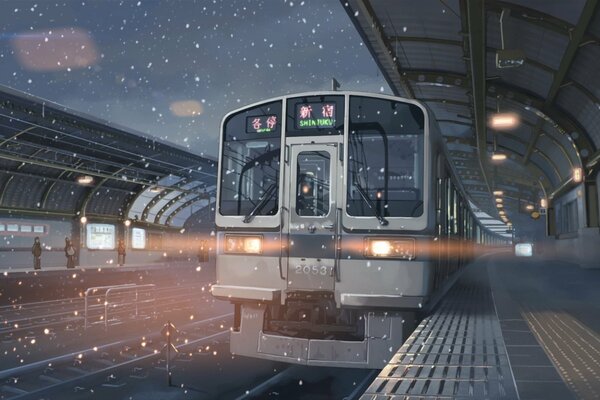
[104,284,156,329]
[84,284,136,329]
[278,206,288,280]
[334,207,342,282]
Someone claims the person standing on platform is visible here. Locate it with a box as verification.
[117,239,126,266]
[32,237,42,270]
[65,237,75,269]
[197,240,208,265]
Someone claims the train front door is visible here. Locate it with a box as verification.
[286,144,339,291]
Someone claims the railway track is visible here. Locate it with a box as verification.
[0,313,233,399]
[0,282,210,336]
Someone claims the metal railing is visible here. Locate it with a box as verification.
[84,284,156,329]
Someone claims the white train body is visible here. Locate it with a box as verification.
[211,92,493,368]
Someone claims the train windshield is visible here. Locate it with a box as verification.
[219,101,282,217]
[347,96,425,218]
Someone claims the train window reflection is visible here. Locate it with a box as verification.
[347,96,425,218]
[219,101,281,216]
[296,151,330,217]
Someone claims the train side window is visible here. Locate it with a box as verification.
[446,179,453,235]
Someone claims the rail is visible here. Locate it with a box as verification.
[104,284,156,329]
[84,284,156,329]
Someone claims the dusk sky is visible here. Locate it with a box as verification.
[1,0,390,157]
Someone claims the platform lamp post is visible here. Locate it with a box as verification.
[123,218,131,247]
[78,215,87,265]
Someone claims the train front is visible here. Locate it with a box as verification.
[212,92,432,368]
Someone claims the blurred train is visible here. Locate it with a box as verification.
[211,92,506,368]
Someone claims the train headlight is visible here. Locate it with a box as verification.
[224,235,263,254]
[370,240,392,257]
[365,238,415,259]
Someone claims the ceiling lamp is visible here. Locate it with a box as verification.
[540,198,548,209]
[525,204,534,211]
[496,203,504,208]
[572,167,583,183]
[491,153,507,161]
[493,190,504,196]
[489,113,520,129]
[495,9,525,69]
[77,175,94,185]
[495,198,503,203]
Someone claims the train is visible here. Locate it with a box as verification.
[211,91,506,368]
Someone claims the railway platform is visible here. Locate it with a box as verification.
[360,253,600,400]
[0,261,213,306]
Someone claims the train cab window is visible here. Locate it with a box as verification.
[296,151,330,217]
[347,96,425,218]
[219,101,282,216]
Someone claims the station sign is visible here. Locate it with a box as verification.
[86,223,116,250]
[131,228,146,249]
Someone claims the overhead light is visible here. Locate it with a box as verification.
[124,219,131,227]
[80,216,87,224]
[495,198,503,203]
[149,186,163,193]
[525,204,534,211]
[496,49,525,69]
[77,175,94,185]
[540,198,548,209]
[491,153,507,161]
[493,190,504,196]
[499,210,506,215]
[495,10,525,69]
[489,113,520,129]
[496,203,503,208]
[572,167,583,183]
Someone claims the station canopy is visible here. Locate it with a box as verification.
[342,0,600,236]
[0,85,216,228]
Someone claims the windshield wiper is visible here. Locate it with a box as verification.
[243,183,277,223]
[354,182,389,226]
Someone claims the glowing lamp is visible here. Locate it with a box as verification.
[573,167,583,183]
[493,190,504,196]
[370,240,392,257]
[491,153,507,161]
[80,216,87,224]
[224,235,263,254]
[77,175,94,185]
[489,113,519,129]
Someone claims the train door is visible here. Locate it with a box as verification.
[286,144,339,291]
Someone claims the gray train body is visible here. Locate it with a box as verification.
[211,92,496,368]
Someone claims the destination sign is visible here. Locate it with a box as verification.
[246,115,278,134]
[295,102,336,129]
